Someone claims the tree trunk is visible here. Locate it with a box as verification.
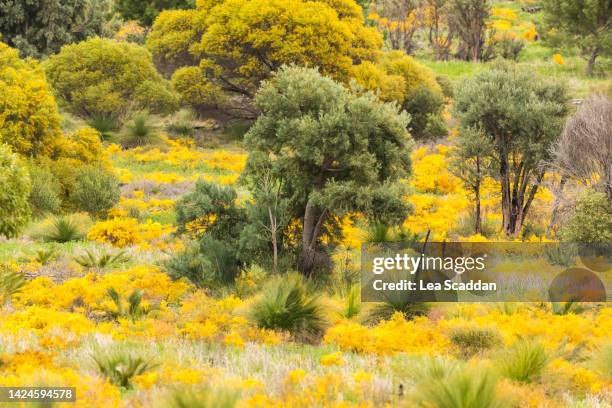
[499,148,514,236]
[268,207,278,273]
[585,47,599,76]
[300,201,327,275]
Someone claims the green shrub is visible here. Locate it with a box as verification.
[175,180,246,239]
[33,214,89,243]
[27,164,62,218]
[0,144,31,238]
[199,236,241,285]
[250,273,328,338]
[403,86,446,141]
[44,38,178,122]
[501,339,549,383]
[561,190,612,243]
[92,347,157,389]
[118,111,162,148]
[450,326,502,358]
[70,165,120,217]
[73,249,130,270]
[164,246,209,288]
[424,113,449,140]
[414,368,508,408]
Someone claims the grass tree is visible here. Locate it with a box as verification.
[243,65,413,274]
[454,62,568,238]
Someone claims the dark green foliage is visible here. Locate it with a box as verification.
[119,111,162,148]
[0,0,112,58]
[71,165,120,217]
[403,86,446,140]
[175,180,246,240]
[92,347,157,388]
[199,236,240,285]
[250,273,328,337]
[28,164,61,218]
[561,190,612,243]
[115,0,195,26]
[164,246,209,288]
[450,326,502,358]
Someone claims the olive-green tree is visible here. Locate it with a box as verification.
[243,66,413,274]
[450,127,494,234]
[454,62,568,237]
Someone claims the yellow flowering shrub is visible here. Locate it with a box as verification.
[553,53,565,65]
[325,313,450,355]
[87,218,141,247]
[0,42,62,156]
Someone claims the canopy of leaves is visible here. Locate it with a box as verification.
[44,38,179,122]
[114,0,195,26]
[0,42,62,157]
[561,190,612,243]
[244,65,413,227]
[454,62,568,162]
[0,144,31,238]
[0,0,112,58]
[147,0,382,118]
